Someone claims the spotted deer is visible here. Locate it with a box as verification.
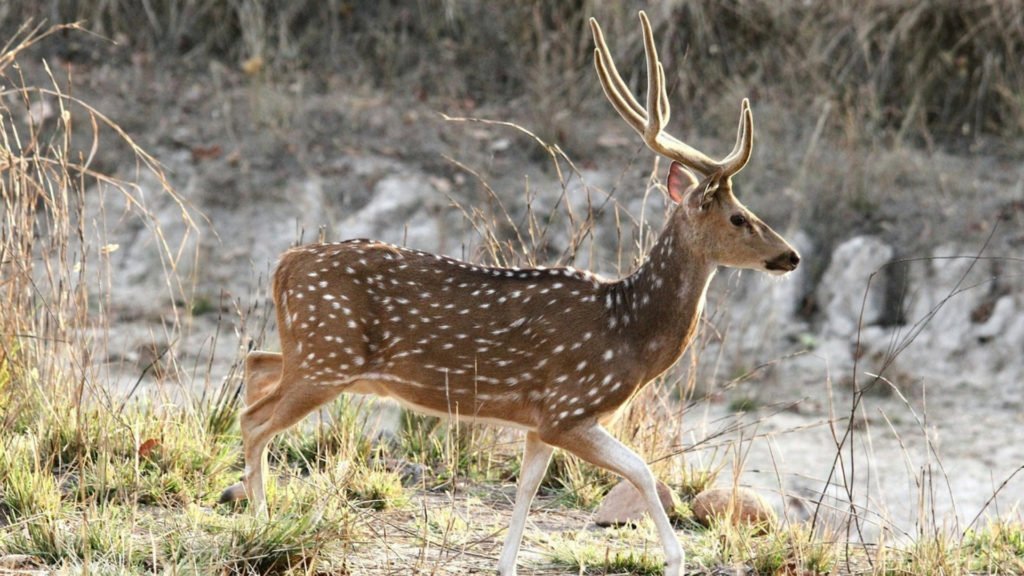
[220,11,799,576]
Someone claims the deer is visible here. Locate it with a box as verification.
[219,11,799,576]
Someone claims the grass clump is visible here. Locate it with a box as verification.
[880,533,967,576]
[676,465,720,501]
[685,519,837,574]
[130,411,241,505]
[0,506,151,571]
[69,506,151,571]
[219,512,326,575]
[751,525,837,576]
[965,521,1024,573]
[866,524,1024,576]
[344,466,408,512]
[272,396,374,474]
[0,437,63,521]
[397,410,510,484]
[548,524,664,576]
[543,451,615,512]
[2,516,69,566]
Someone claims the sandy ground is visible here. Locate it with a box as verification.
[693,356,1024,543]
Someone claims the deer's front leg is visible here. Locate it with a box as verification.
[497,432,554,576]
[542,423,683,576]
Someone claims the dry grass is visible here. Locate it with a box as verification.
[3,1,1022,142]
[1,17,1023,576]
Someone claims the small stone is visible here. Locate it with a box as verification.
[383,457,427,486]
[594,480,679,527]
[691,487,776,532]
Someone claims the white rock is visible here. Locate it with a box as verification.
[817,236,893,339]
[335,172,442,252]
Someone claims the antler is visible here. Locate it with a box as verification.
[590,11,753,178]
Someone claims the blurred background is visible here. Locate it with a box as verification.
[3,1,1020,290]
[2,0,1023,559]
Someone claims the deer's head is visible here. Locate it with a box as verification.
[591,12,799,275]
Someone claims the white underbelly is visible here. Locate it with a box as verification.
[345,375,536,432]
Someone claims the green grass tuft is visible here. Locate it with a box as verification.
[219,512,326,575]
[548,525,665,575]
[345,467,409,512]
[0,437,63,521]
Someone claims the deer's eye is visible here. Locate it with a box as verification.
[730,214,748,227]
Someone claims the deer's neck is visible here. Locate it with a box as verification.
[610,222,716,382]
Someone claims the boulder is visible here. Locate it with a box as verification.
[594,480,679,527]
[817,235,894,338]
[334,172,443,252]
[691,487,776,532]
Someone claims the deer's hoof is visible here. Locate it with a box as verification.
[218,481,247,504]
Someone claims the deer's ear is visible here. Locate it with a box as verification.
[667,161,700,204]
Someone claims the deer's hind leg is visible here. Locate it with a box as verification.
[220,350,339,506]
[220,359,347,510]
[243,351,283,406]
[220,352,284,504]
[541,423,684,576]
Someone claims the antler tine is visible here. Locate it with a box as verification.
[637,12,721,175]
[590,17,646,129]
[658,62,670,126]
[638,12,671,128]
[592,11,722,176]
[721,100,747,165]
[641,12,665,139]
[592,50,646,134]
[719,99,754,176]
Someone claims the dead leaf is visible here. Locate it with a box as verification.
[191,144,223,162]
[241,56,264,76]
[139,438,160,458]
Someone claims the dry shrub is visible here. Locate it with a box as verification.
[0,22,194,431]
[665,0,1024,141]
[4,1,1020,142]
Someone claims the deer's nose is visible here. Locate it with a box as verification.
[765,250,800,273]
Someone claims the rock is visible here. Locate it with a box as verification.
[848,243,1024,387]
[691,487,776,531]
[334,172,442,251]
[817,235,894,338]
[594,480,679,527]
[375,456,428,487]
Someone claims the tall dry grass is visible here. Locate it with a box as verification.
[3,1,1022,142]
[0,21,195,424]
